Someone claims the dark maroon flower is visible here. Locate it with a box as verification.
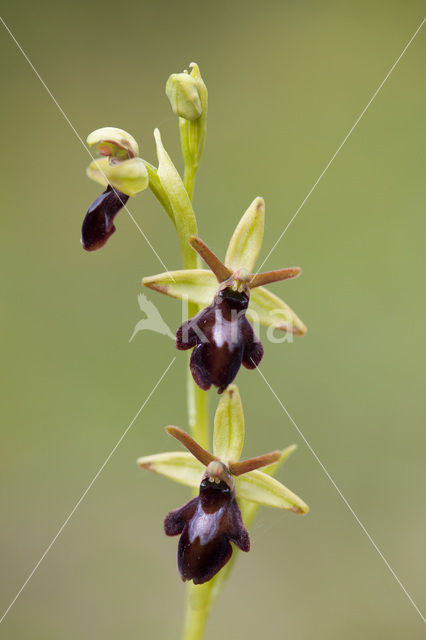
[81,185,129,251]
[164,461,249,584]
[176,282,263,393]
[172,235,303,393]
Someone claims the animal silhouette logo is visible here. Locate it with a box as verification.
[129,294,175,342]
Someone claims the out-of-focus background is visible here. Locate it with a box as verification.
[1,1,425,638]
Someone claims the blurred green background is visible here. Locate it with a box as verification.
[1,1,425,638]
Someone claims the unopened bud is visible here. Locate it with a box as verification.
[165,73,202,121]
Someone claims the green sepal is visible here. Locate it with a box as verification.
[225,197,265,272]
[137,451,203,488]
[236,469,309,513]
[86,157,149,196]
[143,269,216,306]
[249,286,307,335]
[87,127,139,158]
[213,384,244,463]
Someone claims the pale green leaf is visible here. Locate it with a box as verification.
[143,269,217,306]
[137,451,203,488]
[213,384,244,462]
[248,286,307,336]
[236,470,309,513]
[225,197,265,271]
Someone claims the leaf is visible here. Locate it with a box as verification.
[143,269,217,307]
[213,384,245,462]
[137,451,203,488]
[236,470,309,513]
[248,286,307,336]
[225,197,265,271]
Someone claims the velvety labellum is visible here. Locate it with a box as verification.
[81,185,129,251]
[164,476,249,584]
[176,286,263,393]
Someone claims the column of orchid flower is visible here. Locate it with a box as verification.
[81,62,308,640]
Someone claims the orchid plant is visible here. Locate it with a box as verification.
[81,62,308,640]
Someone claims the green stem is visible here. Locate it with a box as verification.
[184,164,198,202]
[181,160,210,640]
[176,65,210,639]
[182,582,214,640]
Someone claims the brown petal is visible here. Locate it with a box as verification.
[248,267,301,289]
[189,236,232,282]
[165,426,217,466]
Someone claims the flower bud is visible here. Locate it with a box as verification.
[87,127,139,159]
[165,72,202,120]
[86,157,149,197]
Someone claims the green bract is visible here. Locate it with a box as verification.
[138,385,308,514]
[153,128,198,269]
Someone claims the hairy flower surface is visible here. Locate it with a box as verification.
[138,386,308,583]
[176,273,263,393]
[165,461,249,584]
[81,185,129,251]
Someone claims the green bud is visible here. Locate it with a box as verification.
[87,127,139,159]
[166,72,202,120]
[86,157,149,197]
